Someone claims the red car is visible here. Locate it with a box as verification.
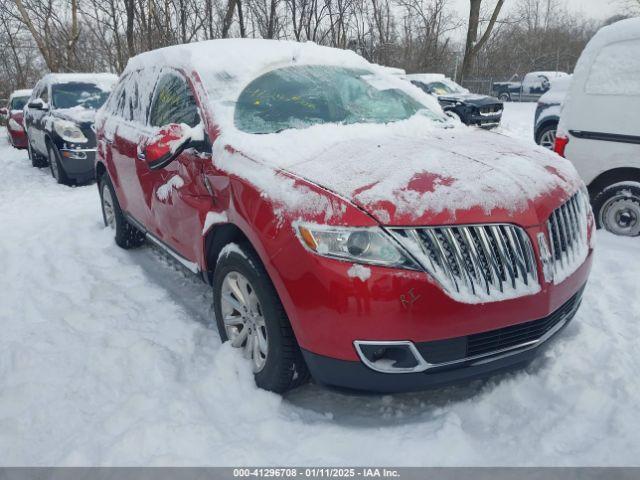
[2,89,32,149]
[95,40,594,393]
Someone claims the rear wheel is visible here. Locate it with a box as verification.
[48,144,70,185]
[593,183,640,236]
[213,242,310,393]
[99,172,146,248]
[499,92,511,102]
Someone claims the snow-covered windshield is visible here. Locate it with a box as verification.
[51,82,110,110]
[426,80,466,95]
[234,65,439,134]
[10,96,29,111]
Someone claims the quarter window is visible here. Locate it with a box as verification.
[148,73,199,127]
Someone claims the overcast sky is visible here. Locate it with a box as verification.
[448,0,622,22]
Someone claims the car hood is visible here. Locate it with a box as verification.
[221,118,581,227]
[439,93,501,106]
[54,107,97,124]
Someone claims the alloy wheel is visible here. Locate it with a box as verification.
[101,184,116,230]
[220,271,268,372]
[49,147,59,181]
[600,194,640,236]
[539,129,556,150]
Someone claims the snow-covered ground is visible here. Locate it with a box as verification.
[1,103,639,466]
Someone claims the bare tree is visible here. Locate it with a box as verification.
[459,0,504,81]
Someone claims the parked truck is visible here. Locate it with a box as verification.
[492,71,568,102]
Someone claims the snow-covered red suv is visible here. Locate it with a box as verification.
[95,40,594,393]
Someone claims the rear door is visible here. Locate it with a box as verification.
[141,70,213,263]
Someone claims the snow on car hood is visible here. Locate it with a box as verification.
[439,93,495,103]
[217,116,582,226]
[54,106,97,124]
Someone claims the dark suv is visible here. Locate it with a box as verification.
[24,73,117,185]
[406,74,503,129]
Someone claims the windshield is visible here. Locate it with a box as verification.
[234,65,438,134]
[52,82,110,110]
[10,96,29,110]
[426,80,466,95]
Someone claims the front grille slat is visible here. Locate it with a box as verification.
[546,190,590,284]
[390,223,539,302]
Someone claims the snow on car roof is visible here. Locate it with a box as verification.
[42,73,118,91]
[124,38,372,89]
[124,38,442,130]
[9,89,32,99]
[558,17,640,134]
[404,73,447,83]
[526,71,568,78]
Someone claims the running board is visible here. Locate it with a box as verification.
[125,213,200,274]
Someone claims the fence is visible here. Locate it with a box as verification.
[459,79,495,96]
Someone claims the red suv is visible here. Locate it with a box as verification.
[95,40,594,393]
[2,89,32,149]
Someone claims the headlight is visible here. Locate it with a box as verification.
[295,223,419,269]
[53,119,88,144]
[8,118,23,132]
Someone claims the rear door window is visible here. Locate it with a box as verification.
[585,39,640,96]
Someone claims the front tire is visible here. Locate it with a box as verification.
[99,172,146,248]
[593,183,640,236]
[213,242,309,393]
[499,92,511,102]
[28,140,48,168]
[48,144,70,185]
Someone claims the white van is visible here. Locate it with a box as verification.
[556,18,640,236]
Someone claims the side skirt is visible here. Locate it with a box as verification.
[125,213,200,275]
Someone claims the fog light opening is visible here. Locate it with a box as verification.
[355,341,428,373]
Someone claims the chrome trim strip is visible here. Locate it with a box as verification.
[353,341,430,374]
[124,212,200,274]
[354,296,581,374]
[388,223,538,301]
[60,148,97,153]
[145,233,200,274]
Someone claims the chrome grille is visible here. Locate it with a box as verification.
[390,224,539,303]
[479,104,503,116]
[546,191,589,283]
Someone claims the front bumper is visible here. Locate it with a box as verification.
[469,112,502,129]
[303,286,583,392]
[59,148,96,183]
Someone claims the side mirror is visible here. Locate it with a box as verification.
[28,99,48,111]
[0,107,8,117]
[142,123,194,170]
